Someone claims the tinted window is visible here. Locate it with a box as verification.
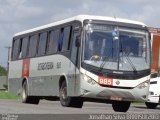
[58,28,64,51]
[28,35,38,57]
[21,37,28,58]
[47,29,59,54]
[18,39,23,59]
[12,39,20,60]
[62,26,72,51]
[37,32,48,56]
[71,32,79,64]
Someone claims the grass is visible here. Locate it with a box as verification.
[0,91,148,105]
[0,91,21,100]
[132,102,145,106]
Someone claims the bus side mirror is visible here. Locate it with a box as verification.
[75,35,80,47]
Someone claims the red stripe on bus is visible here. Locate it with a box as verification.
[22,59,30,78]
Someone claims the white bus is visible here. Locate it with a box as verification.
[8,15,151,112]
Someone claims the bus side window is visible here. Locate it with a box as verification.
[18,38,23,59]
[58,28,64,51]
[62,26,72,51]
[12,39,20,60]
[21,37,28,58]
[71,31,80,65]
[47,29,60,54]
[28,35,38,57]
[37,32,48,56]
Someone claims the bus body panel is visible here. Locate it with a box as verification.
[8,55,80,96]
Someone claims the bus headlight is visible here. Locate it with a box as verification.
[82,74,97,85]
[137,80,150,89]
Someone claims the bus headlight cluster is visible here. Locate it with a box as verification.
[137,80,150,89]
[82,74,97,85]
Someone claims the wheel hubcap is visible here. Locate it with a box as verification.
[22,89,26,100]
[22,84,27,100]
[61,87,67,100]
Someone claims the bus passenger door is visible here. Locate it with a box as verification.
[68,31,80,96]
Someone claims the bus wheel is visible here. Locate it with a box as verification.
[59,81,83,108]
[112,101,131,112]
[22,81,39,104]
[145,102,158,109]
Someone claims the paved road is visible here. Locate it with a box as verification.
[0,99,159,114]
[0,99,160,120]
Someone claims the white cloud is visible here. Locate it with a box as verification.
[116,0,157,5]
[0,1,44,24]
[0,0,160,66]
[129,4,160,27]
[5,0,25,6]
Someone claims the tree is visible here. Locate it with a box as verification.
[0,65,7,76]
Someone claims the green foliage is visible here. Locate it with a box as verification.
[0,65,7,76]
[3,84,8,90]
[0,91,21,99]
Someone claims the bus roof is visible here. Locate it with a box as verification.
[14,15,147,37]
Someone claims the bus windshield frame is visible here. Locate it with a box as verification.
[82,23,150,72]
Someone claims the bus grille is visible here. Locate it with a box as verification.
[96,90,135,101]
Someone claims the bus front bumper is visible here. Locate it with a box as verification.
[80,81,149,102]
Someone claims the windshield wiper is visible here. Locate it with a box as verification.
[123,55,137,73]
[99,57,107,71]
[119,42,137,73]
[99,48,112,71]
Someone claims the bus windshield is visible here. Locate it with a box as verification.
[83,24,150,71]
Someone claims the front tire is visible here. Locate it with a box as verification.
[145,102,158,109]
[112,101,131,112]
[59,81,83,108]
[22,81,39,104]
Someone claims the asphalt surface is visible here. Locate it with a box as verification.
[0,99,159,120]
[0,99,159,114]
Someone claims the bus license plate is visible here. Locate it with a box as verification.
[110,96,122,101]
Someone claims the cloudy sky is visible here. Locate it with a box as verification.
[0,0,160,67]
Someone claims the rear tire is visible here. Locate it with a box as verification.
[22,81,39,104]
[145,102,158,109]
[59,81,83,108]
[112,101,131,112]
